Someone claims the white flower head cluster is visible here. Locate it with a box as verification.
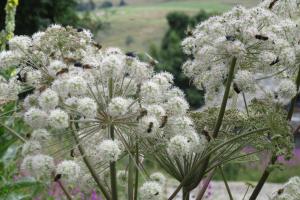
[95,139,122,162]
[0,77,20,101]
[272,176,300,200]
[56,160,81,184]
[139,181,163,200]
[182,2,300,105]
[2,25,206,191]
[21,154,55,179]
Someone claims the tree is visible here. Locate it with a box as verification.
[0,0,79,35]
[151,11,214,108]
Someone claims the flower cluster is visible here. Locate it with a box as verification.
[2,25,205,192]
[182,2,300,106]
[272,176,300,200]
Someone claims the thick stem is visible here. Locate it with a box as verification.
[213,56,237,137]
[196,169,216,200]
[128,155,134,200]
[108,77,118,200]
[57,180,73,200]
[109,125,118,200]
[249,65,300,200]
[182,187,190,200]
[134,143,139,200]
[248,155,276,200]
[219,166,233,200]
[71,124,111,200]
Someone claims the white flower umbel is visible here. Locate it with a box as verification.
[48,109,69,129]
[38,89,59,111]
[108,97,130,117]
[21,140,42,156]
[77,97,98,118]
[182,3,300,105]
[167,135,191,157]
[139,181,163,200]
[276,79,297,104]
[24,108,48,129]
[96,140,121,162]
[234,70,256,93]
[31,129,50,141]
[56,160,81,184]
[21,154,55,179]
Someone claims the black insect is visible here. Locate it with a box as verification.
[126,52,136,57]
[255,35,269,41]
[270,57,280,66]
[77,28,84,32]
[277,188,284,195]
[74,62,83,67]
[17,72,26,82]
[233,82,241,94]
[18,87,35,100]
[26,133,31,139]
[269,0,279,9]
[56,68,69,76]
[154,192,159,196]
[54,174,62,181]
[147,122,154,133]
[70,149,75,157]
[159,115,168,128]
[92,42,102,49]
[274,92,279,99]
[226,35,236,42]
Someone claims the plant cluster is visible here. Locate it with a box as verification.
[0,0,300,200]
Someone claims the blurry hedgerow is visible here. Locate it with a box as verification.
[151,10,216,108]
[0,0,106,36]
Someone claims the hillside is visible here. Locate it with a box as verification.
[92,0,259,52]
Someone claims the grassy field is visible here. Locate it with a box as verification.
[94,0,259,52]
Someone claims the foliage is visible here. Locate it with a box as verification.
[0,0,105,36]
[151,10,216,108]
[0,102,44,200]
[0,0,18,50]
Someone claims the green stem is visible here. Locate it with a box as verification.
[248,155,276,200]
[109,125,118,200]
[128,155,134,200]
[213,56,237,137]
[71,123,111,200]
[134,143,139,200]
[0,122,26,143]
[57,180,73,200]
[196,169,216,200]
[219,166,233,200]
[108,77,118,200]
[182,187,190,200]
